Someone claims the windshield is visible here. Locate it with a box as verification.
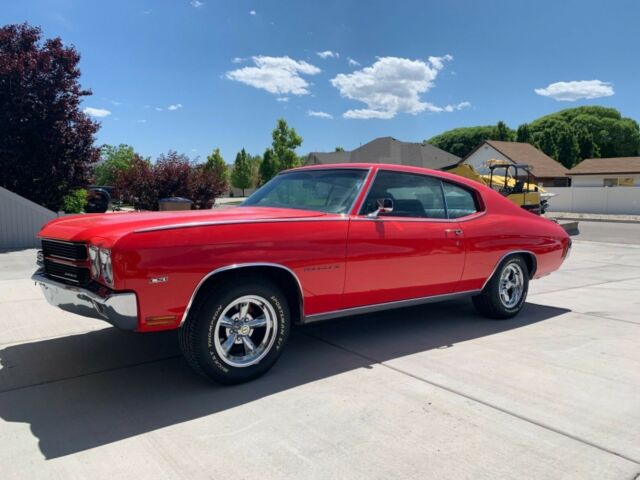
[242,169,368,214]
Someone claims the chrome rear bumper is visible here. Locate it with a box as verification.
[32,271,138,330]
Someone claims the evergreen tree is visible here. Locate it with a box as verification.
[516,124,531,143]
[259,148,279,185]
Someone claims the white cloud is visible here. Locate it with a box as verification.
[226,56,321,95]
[331,55,465,119]
[167,103,183,111]
[317,50,339,59]
[249,10,256,15]
[155,107,163,111]
[232,57,245,64]
[83,107,111,118]
[276,97,289,102]
[137,119,147,123]
[347,57,360,67]
[142,9,152,15]
[190,0,204,8]
[307,110,333,119]
[534,80,614,101]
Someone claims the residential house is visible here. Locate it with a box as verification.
[567,157,640,187]
[306,137,460,170]
[462,140,570,187]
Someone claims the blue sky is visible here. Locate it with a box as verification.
[2,0,638,163]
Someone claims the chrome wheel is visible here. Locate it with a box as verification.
[213,295,277,368]
[499,263,525,308]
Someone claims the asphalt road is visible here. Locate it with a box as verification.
[576,220,640,245]
[0,235,639,479]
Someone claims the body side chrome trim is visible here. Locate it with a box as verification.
[302,289,481,324]
[179,262,305,327]
[480,250,538,291]
[134,216,349,234]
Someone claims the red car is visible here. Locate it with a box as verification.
[34,163,571,384]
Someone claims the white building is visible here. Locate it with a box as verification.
[463,140,570,187]
[567,157,640,187]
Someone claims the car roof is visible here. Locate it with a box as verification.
[287,162,484,190]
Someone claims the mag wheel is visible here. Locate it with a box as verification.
[179,278,290,384]
[472,255,529,320]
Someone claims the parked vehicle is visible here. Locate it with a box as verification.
[446,161,550,214]
[33,164,571,384]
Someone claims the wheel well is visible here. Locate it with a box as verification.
[185,265,304,325]
[512,251,537,278]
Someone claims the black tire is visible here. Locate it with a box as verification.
[179,276,290,384]
[472,255,529,320]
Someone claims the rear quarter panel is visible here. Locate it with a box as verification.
[458,186,569,291]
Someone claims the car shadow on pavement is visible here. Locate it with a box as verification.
[0,300,568,459]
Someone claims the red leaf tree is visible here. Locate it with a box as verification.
[0,23,100,210]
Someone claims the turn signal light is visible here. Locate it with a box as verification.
[144,315,178,327]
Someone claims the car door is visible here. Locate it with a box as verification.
[343,169,466,309]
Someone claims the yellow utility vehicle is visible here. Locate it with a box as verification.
[446,160,549,214]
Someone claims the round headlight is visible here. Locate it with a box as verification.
[99,248,113,286]
[89,245,100,278]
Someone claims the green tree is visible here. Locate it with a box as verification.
[94,144,137,186]
[272,118,303,170]
[231,148,252,196]
[427,123,516,158]
[334,146,345,152]
[204,148,228,185]
[259,148,279,185]
[493,121,513,141]
[516,123,531,143]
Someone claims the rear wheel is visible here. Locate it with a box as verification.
[472,256,529,319]
[179,278,290,384]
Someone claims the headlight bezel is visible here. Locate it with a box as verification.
[89,245,100,279]
[99,248,113,286]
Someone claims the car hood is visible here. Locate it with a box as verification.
[38,207,329,245]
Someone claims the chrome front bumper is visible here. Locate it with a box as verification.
[32,271,138,330]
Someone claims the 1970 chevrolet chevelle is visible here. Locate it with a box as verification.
[33,163,571,383]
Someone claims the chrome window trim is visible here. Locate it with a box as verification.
[179,262,305,327]
[303,289,481,324]
[352,168,379,216]
[350,210,487,223]
[354,169,485,222]
[481,250,538,291]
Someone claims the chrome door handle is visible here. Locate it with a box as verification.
[445,228,463,237]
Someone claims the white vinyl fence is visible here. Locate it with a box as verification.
[545,187,640,215]
[0,187,59,249]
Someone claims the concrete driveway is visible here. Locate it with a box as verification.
[0,232,639,479]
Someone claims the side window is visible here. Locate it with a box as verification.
[442,181,479,219]
[360,171,446,219]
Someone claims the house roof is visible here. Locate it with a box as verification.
[306,136,460,170]
[567,157,640,176]
[465,140,569,178]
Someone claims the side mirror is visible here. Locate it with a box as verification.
[368,198,394,218]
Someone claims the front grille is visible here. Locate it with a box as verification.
[41,239,90,285]
[43,259,90,285]
[42,239,87,261]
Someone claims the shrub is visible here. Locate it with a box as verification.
[61,188,88,214]
[115,151,226,210]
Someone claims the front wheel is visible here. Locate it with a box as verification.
[472,256,529,319]
[179,278,291,384]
